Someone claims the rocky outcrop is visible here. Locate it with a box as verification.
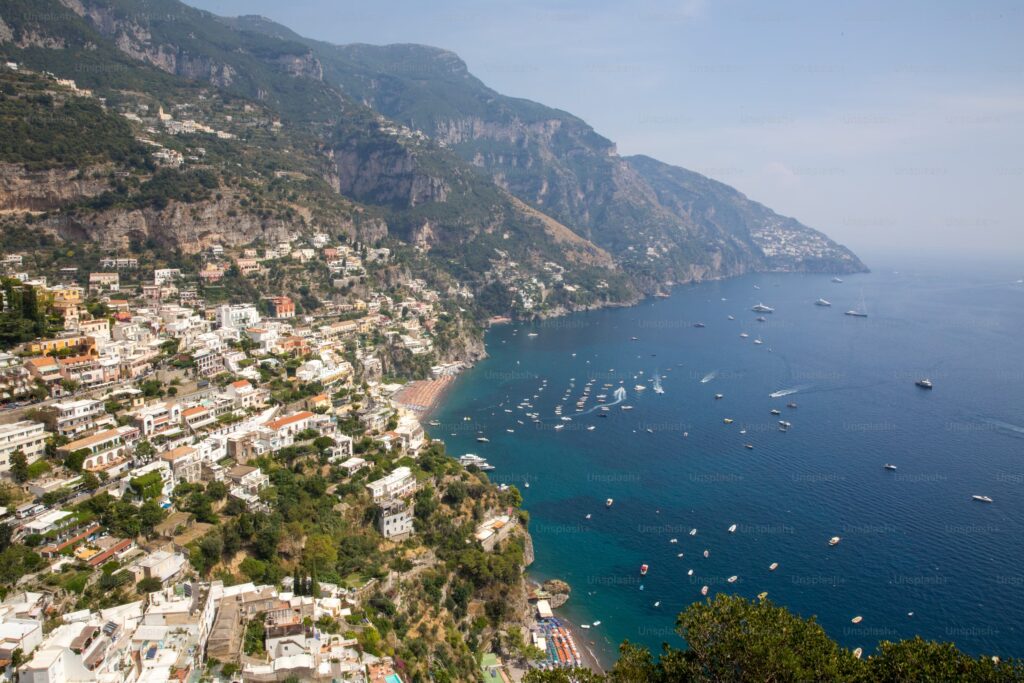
[330,145,449,208]
[0,163,112,212]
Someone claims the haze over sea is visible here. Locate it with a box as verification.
[432,253,1024,665]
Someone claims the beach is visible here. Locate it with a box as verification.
[394,375,455,414]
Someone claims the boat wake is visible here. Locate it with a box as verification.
[769,385,809,398]
[979,417,1024,439]
[700,371,718,384]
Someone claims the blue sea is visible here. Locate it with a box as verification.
[431,254,1024,665]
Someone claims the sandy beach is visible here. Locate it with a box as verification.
[393,376,455,415]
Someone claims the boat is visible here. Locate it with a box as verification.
[728,315,735,320]
[585,514,592,520]
[693,322,706,328]
[554,424,564,430]
[687,569,693,576]
[851,616,863,624]
[703,549,709,558]
[769,562,779,571]
[884,464,897,471]
[714,393,724,400]
[606,498,614,508]
[758,592,768,600]
[770,409,781,415]
[832,276,844,283]
[972,495,994,503]
[523,482,530,488]
[527,332,538,337]
[592,620,601,627]
[727,576,738,583]
[476,436,490,443]
[586,425,596,431]
[853,648,863,659]
[756,316,767,322]
[701,586,709,596]
[739,332,749,338]
[723,418,734,424]
[728,524,737,533]
[915,378,933,389]
[815,298,832,307]
[845,292,869,317]
[669,538,678,544]
[745,444,754,449]
[428,419,441,426]
[634,384,647,392]
[751,303,775,313]
[753,337,764,345]
[631,336,640,341]
[654,601,661,607]
[580,624,590,629]
[640,564,649,576]
[620,405,634,411]
[829,536,841,546]
[786,402,798,408]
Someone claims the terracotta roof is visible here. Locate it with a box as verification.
[230,380,252,389]
[63,428,124,451]
[266,411,314,431]
[181,406,208,417]
[161,446,196,461]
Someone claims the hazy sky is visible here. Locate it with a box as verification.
[188,0,1024,258]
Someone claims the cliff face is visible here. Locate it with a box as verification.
[0,163,112,212]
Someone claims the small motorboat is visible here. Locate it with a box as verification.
[973,495,994,503]
[703,549,709,558]
[853,648,863,659]
[851,616,863,624]
[745,444,754,450]
[689,528,697,536]
[640,564,649,576]
[758,591,768,600]
[728,524,737,533]
[770,409,781,415]
[476,436,490,443]
[654,601,661,607]
[829,536,841,546]
[786,402,798,408]
[884,464,897,471]
[727,575,738,583]
[714,393,724,400]
[606,498,614,508]
[701,586,709,596]
[585,514,592,519]
[687,569,693,576]
[769,562,779,571]
[723,418,734,424]
[916,378,933,389]
[693,322,706,328]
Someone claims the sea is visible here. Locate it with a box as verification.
[430,253,1024,665]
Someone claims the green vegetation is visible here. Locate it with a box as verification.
[525,595,1023,682]
[0,278,59,349]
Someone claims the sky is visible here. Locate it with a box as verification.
[187,0,1024,259]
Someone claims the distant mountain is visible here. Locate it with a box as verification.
[0,0,864,319]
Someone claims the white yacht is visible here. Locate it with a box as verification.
[751,303,775,313]
[815,298,832,307]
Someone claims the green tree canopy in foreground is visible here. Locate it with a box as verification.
[526,595,1023,683]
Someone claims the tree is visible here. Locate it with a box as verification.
[303,533,337,574]
[137,577,162,594]
[9,450,29,483]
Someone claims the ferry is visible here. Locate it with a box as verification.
[915,378,933,389]
[751,303,775,313]
[640,564,649,576]
[829,536,842,546]
[972,495,994,503]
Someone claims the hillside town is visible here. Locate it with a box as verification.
[0,233,549,682]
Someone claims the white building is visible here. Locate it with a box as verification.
[377,499,414,539]
[366,466,416,502]
[0,421,47,476]
[216,304,261,331]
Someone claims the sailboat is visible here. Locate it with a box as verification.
[845,291,868,318]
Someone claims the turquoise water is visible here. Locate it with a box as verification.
[432,255,1024,664]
